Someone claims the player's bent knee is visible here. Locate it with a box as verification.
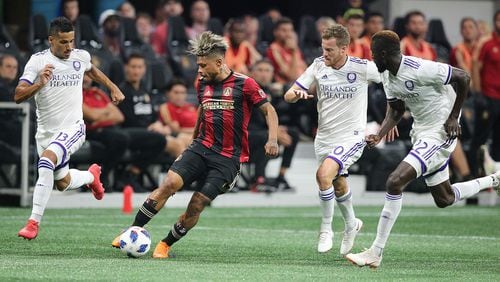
[316,169,334,189]
[434,195,454,208]
[386,173,405,194]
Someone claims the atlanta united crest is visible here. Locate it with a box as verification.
[347,72,356,83]
[73,61,81,71]
[223,87,232,96]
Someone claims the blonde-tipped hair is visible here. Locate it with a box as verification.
[321,24,350,47]
[188,31,228,58]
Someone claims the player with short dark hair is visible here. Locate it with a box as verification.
[16,17,125,240]
[112,31,279,258]
[346,30,500,268]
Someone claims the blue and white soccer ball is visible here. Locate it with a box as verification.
[119,226,151,258]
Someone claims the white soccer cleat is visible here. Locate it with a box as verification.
[340,218,363,256]
[492,170,500,196]
[345,248,382,268]
[479,145,496,176]
[317,230,333,253]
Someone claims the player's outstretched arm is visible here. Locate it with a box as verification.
[258,102,279,157]
[367,100,405,149]
[86,65,125,105]
[284,84,314,103]
[14,64,54,103]
[444,67,470,139]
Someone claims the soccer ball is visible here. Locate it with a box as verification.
[119,226,151,258]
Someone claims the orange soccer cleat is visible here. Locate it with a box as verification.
[87,164,104,200]
[18,219,39,240]
[152,241,171,259]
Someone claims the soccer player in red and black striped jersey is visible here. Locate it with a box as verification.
[112,31,279,258]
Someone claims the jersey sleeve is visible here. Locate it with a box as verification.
[419,60,452,85]
[295,61,316,90]
[19,55,40,85]
[366,61,381,83]
[381,72,397,101]
[244,77,268,107]
[82,50,92,71]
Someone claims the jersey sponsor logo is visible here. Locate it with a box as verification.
[347,72,357,83]
[405,80,415,91]
[202,99,235,110]
[223,87,233,96]
[319,84,358,99]
[321,74,328,80]
[49,73,82,87]
[73,61,81,71]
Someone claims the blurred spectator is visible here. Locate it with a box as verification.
[62,0,79,24]
[361,12,385,52]
[151,0,184,57]
[186,0,211,40]
[224,18,261,75]
[118,54,171,187]
[136,12,154,44]
[265,7,282,23]
[338,0,367,25]
[345,14,370,59]
[400,10,437,61]
[117,1,136,19]
[469,10,500,174]
[99,9,122,58]
[450,18,479,74]
[157,79,196,149]
[243,14,259,47]
[119,54,185,158]
[316,17,336,37]
[248,59,299,191]
[427,19,452,63]
[82,73,127,191]
[0,54,18,96]
[477,19,492,42]
[266,17,307,84]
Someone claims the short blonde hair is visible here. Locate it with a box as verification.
[321,24,350,47]
[188,31,228,58]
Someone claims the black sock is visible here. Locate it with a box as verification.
[162,222,188,246]
[132,199,158,227]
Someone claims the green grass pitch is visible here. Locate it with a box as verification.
[1,206,499,281]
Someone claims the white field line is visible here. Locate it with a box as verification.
[6,220,498,241]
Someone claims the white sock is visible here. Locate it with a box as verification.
[452,174,498,203]
[336,189,356,232]
[64,169,94,191]
[371,193,403,256]
[319,186,334,232]
[30,157,55,223]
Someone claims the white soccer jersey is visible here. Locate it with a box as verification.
[296,56,381,143]
[20,48,91,134]
[381,55,456,134]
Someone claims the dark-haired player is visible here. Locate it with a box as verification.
[16,17,124,240]
[112,31,279,258]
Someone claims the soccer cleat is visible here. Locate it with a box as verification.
[493,170,500,196]
[18,219,39,240]
[152,241,171,259]
[111,229,127,248]
[478,145,496,177]
[317,230,333,253]
[87,164,104,200]
[340,218,363,256]
[345,248,382,268]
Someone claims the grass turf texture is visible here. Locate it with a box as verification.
[1,206,499,281]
